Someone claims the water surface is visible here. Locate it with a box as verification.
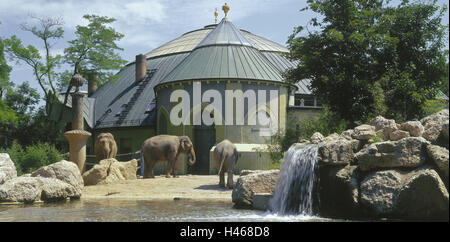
[0,199,333,222]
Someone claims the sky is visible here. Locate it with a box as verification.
[0,0,449,100]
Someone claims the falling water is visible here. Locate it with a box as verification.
[269,144,319,215]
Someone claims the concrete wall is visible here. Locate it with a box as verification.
[208,143,272,175]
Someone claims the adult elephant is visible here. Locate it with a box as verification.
[94,133,118,162]
[213,139,239,189]
[141,135,196,178]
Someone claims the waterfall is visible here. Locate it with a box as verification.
[269,144,319,215]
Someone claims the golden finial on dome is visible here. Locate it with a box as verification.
[214,8,218,24]
[222,3,230,17]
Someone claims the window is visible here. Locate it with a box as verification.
[294,94,315,107]
[145,99,156,113]
[116,104,128,116]
[96,108,112,124]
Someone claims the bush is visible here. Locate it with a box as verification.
[6,140,63,175]
[263,107,348,165]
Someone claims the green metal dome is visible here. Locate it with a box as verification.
[159,17,283,85]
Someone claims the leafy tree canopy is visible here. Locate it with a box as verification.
[285,0,448,124]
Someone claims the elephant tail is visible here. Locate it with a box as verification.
[140,148,145,177]
[218,155,226,175]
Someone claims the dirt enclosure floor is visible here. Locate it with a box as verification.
[82,175,238,202]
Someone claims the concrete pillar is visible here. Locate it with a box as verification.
[64,74,91,173]
[64,130,91,173]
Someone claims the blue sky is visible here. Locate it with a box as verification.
[0,0,448,100]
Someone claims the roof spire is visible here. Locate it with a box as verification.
[214,8,218,24]
[222,3,230,18]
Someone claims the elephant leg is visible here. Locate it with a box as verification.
[145,159,156,178]
[171,160,178,178]
[219,160,226,187]
[166,159,174,178]
[226,159,235,189]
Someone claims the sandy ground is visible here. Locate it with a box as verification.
[81,175,238,202]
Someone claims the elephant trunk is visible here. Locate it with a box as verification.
[187,148,196,166]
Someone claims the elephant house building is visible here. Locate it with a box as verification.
[56,4,322,175]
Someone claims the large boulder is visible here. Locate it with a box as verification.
[0,177,43,203]
[356,137,429,171]
[389,130,410,141]
[318,137,360,166]
[232,170,279,209]
[360,166,449,220]
[401,121,424,137]
[31,160,83,198]
[318,165,360,218]
[370,116,398,140]
[352,124,376,140]
[421,109,449,144]
[0,176,80,203]
[82,158,137,186]
[39,177,80,201]
[0,153,17,185]
[426,144,449,179]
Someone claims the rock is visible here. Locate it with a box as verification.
[318,138,360,166]
[352,124,376,140]
[370,116,398,140]
[356,137,429,171]
[360,170,401,215]
[401,121,424,137]
[426,144,449,179]
[40,177,80,201]
[318,165,360,218]
[443,121,449,140]
[0,177,42,203]
[239,170,265,176]
[340,129,354,140]
[253,193,273,211]
[0,153,17,185]
[116,159,138,180]
[389,130,410,141]
[82,158,137,186]
[310,132,324,144]
[421,109,449,144]
[31,160,83,198]
[232,170,279,208]
[360,166,449,220]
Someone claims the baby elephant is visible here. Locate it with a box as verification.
[213,139,239,189]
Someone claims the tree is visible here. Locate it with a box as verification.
[5,81,40,115]
[63,14,126,86]
[58,14,127,121]
[3,15,64,117]
[0,23,13,100]
[285,0,448,124]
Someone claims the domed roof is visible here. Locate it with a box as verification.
[90,16,299,129]
[159,17,283,84]
[145,22,288,59]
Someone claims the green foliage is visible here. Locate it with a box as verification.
[64,14,127,87]
[368,132,383,144]
[0,35,13,99]
[421,99,449,117]
[263,107,348,163]
[286,0,448,124]
[6,140,62,175]
[3,16,64,117]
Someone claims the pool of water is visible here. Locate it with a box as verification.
[0,199,334,222]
